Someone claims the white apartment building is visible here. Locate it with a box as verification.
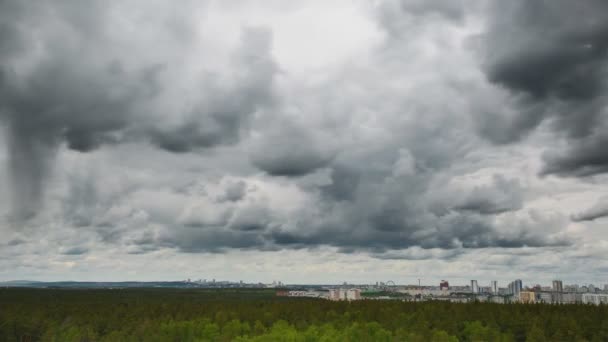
[328,288,362,301]
[582,293,608,305]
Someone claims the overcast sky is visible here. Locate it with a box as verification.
[1,0,607,286]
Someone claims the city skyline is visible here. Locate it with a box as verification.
[1,276,606,290]
[4,277,607,306]
[2,0,608,283]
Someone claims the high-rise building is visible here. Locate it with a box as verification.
[471,280,479,294]
[552,280,563,292]
[552,280,564,303]
[440,280,449,291]
[491,281,498,294]
[508,279,523,297]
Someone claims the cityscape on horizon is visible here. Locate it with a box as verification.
[2,0,608,288]
[4,278,608,306]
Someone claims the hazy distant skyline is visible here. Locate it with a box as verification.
[1,0,607,284]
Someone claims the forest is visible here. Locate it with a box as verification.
[1,288,607,341]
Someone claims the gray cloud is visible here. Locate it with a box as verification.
[483,0,608,103]
[0,1,153,218]
[541,133,608,177]
[479,0,608,177]
[133,18,567,255]
[571,197,608,222]
[62,246,89,256]
[6,238,25,247]
[217,180,248,202]
[267,209,568,252]
[1,55,152,218]
[372,248,463,261]
[0,0,590,270]
[376,0,472,40]
[148,27,278,153]
[251,121,335,177]
[0,0,277,219]
[397,0,467,21]
[452,175,523,215]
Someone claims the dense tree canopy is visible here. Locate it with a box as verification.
[1,288,606,341]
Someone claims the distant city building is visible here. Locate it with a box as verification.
[582,293,608,305]
[276,290,289,297]
[471,280,479,294]
[552,280,563,303]
[490,281,498,294]
[562,293,578,304]
[519,291,536,304]
[489,295,505,304]
[283,290,327,299]
[552,280,563,292]
[347,289,362,301]
[508,279,523,297]
[272,281,603,305]
[537,292,552,303]
[329,289,361,301]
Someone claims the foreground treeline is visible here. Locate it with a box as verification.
[1,288,607,341]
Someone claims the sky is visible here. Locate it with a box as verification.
[0,0,607,287]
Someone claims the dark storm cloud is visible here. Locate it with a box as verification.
[247,123,563,252]
[6,238,25,247]
[217,180,248,202]
[541,133,608,177]
[452,175,523,215]
[228,204,273,232]
[320,164,361,201]
[480,0,608,177]
[149,27,278,153]
[571,197,608,222]
[378,0,471,30]
[250,121,335,177]
[159,227,271,253]
[0,0,582,261]
[143,142,565,254]
[252,151,333,177]
[484,0,608,103]
[372,248,462,261]
[266,210,567,252]
[1,59,151,219]
[252,152,333,177]
[376,0,473,41]
[0,0,153,218]
[398,0,466,21]
[0,1,277,219]
[62,247,89,256]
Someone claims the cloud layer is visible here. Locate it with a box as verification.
[480,0,608,177]
[1,0,607,282]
